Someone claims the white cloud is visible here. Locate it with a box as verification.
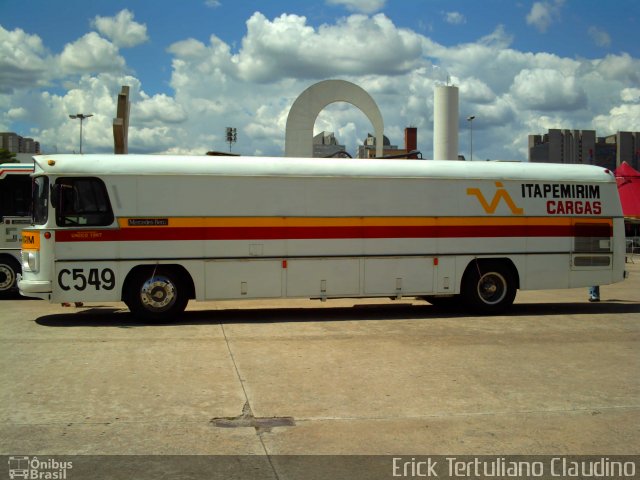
[473,96,516,128]
[135,93,188,125]
[2,10,640,161]
[0,25,51,92]
[233,13,424,82]
[526,0,564,33]
[444,12,466,25]
[621,88,640,103]
[167,37,213,59]
[593,53,640,83]
[92,9,149,48]
[478,24,513,49]
[130,126,181,153]
[510,68,586,111]
[59,32,126,74]
[168,13,425,85]
[7,107,28,120]
[592,87,640,134]
[458,77,496,104]
[205,0,221,7]
[326,0,385,14]
[588,26,611,48]
[593,104,640,133]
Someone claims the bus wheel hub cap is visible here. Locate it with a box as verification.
[141,276,176,310]
[0,265,13,290]
[478,273,506,304]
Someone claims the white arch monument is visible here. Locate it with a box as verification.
[285,79,384,158]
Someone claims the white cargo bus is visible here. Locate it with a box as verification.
[0,163,34,296]
[19,155,626,320]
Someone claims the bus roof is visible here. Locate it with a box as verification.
[33,154,615,183]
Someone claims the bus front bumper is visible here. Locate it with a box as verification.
[18,276,52,299]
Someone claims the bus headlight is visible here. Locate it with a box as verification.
[21,250,39,273]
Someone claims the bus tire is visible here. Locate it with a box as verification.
[461,261,516,314]
[125,268,189,321]
[0,256,20,298]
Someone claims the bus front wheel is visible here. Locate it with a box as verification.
[0,256,20,298]
[461,261,517,314]
[126,268,189,321]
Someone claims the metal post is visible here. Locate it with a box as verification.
[79,117,84,154]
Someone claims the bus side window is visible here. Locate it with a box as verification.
[574,222,612,253]
[0,175,31,218]
[55,177,114,227]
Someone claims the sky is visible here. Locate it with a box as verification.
[1,0,639,160]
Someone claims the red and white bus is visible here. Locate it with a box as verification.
[0,162,34,296]
[19,154,626,319]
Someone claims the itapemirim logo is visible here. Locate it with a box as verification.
[467,182,524,215]
[8,456,72,479]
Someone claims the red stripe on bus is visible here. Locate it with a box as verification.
[0,167,33,178]
[54,224,612,242]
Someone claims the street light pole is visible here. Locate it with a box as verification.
[466,115,475,161]
[69,113,93,154]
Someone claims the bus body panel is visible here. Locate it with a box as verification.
[18,155,626,314]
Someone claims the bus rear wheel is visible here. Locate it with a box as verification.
[461,261,516,314]
[0,257,20,298]
[125,268,189,321]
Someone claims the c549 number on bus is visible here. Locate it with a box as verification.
[58,268,115,291]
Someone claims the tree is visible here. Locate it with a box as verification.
[0,149,18,163]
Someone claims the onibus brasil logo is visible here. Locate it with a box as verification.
[8,456,73,479]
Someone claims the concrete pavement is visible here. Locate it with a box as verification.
[1,264,638,473]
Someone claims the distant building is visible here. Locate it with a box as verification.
[615,131,640,170]
[529,129,639,170]
[313,131,347,158]
[357,133,396,158]
[357,127,419,159]
[0,132,41,154]
[595,135,618,171]
[0,132,21,153]
[528,129,596,164]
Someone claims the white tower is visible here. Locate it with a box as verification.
[433,85,459,160]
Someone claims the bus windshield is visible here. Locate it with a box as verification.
[32,176,49,225]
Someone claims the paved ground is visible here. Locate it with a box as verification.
[1,263,639,476]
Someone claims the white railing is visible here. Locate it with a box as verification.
[626,237,640,263]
